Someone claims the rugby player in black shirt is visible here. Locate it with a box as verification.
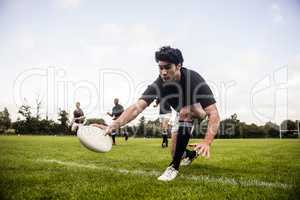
[71,102,85,133]
[95,46,220,181]
[106,98,124,145]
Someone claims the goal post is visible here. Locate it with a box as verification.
[279,120,300,139]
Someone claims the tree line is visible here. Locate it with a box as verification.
[125,115,299,139]
[0,104,299,138]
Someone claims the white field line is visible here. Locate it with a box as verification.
[37,159,292,189]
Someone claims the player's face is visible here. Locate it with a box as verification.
[114,99,119,105]
[76,103,80,109]
[158,61,181,82]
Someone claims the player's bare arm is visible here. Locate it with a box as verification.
[90,123,107,130]
[105,99,148,135]
[193,103,220,158]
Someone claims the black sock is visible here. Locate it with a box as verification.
[185,149,197,159]
[169,123,192,170]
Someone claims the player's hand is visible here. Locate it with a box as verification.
[90,124,110,134]
[193,142,211,158]
[102,125,113,136]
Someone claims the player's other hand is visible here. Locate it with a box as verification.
[90,124,112,135]
[193,142,211,158]
[104,126,114,136]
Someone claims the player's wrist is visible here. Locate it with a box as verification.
[203,132,216,145]
[109,121,120,131]
[203,140,212,145]
[203,137,213,145]
[106,125,114,132]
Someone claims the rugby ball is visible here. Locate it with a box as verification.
[77,126,112,153]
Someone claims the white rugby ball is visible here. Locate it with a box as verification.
[77,126,112,153]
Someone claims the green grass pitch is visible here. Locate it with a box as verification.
[0,136,299,199]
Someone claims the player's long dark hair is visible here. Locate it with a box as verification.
[155,46,184,65]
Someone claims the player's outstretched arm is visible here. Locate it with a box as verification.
[90,123,107,130]
[106,112,113,117]
[193,103,220,158]
[105,99,148,135]
[203,104,220,144]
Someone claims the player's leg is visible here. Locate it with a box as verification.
[158,106,193,181]
[181,103,207,165]
[111,132,116,145]
[171,132,177,156]
[170,114,179,157]
[158,121,193,181]
[170,114,197,164]
[71,123,79,133]
[169,105,196,169]
[163,134,168,147]
[165,135,168,147]
[160,114,170,148]
[169,121,193,170]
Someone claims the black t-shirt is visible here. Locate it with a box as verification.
[73,108,84,123]
[112,104,124,119]
[140,67,216,112]
[155,98,172,115]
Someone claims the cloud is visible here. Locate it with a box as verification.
[14,29,36,50]
[271,3,284,23]
[287,54,300,115]
[80,23,172,67]
[2,1,299,125]
[57,0,81,9]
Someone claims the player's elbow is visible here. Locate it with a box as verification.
[120,100,148,123]
[206,105,220,125]
[128,100,145,117]
[214,112,220,126]
[211,111,220,131]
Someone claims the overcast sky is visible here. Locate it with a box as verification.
[0,0,299,125]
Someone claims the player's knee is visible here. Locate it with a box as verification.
[179,107,192,121]
[190,103,206,118]
[71,124,78,132]
[177,122,192,136]
[171,134,177,157]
